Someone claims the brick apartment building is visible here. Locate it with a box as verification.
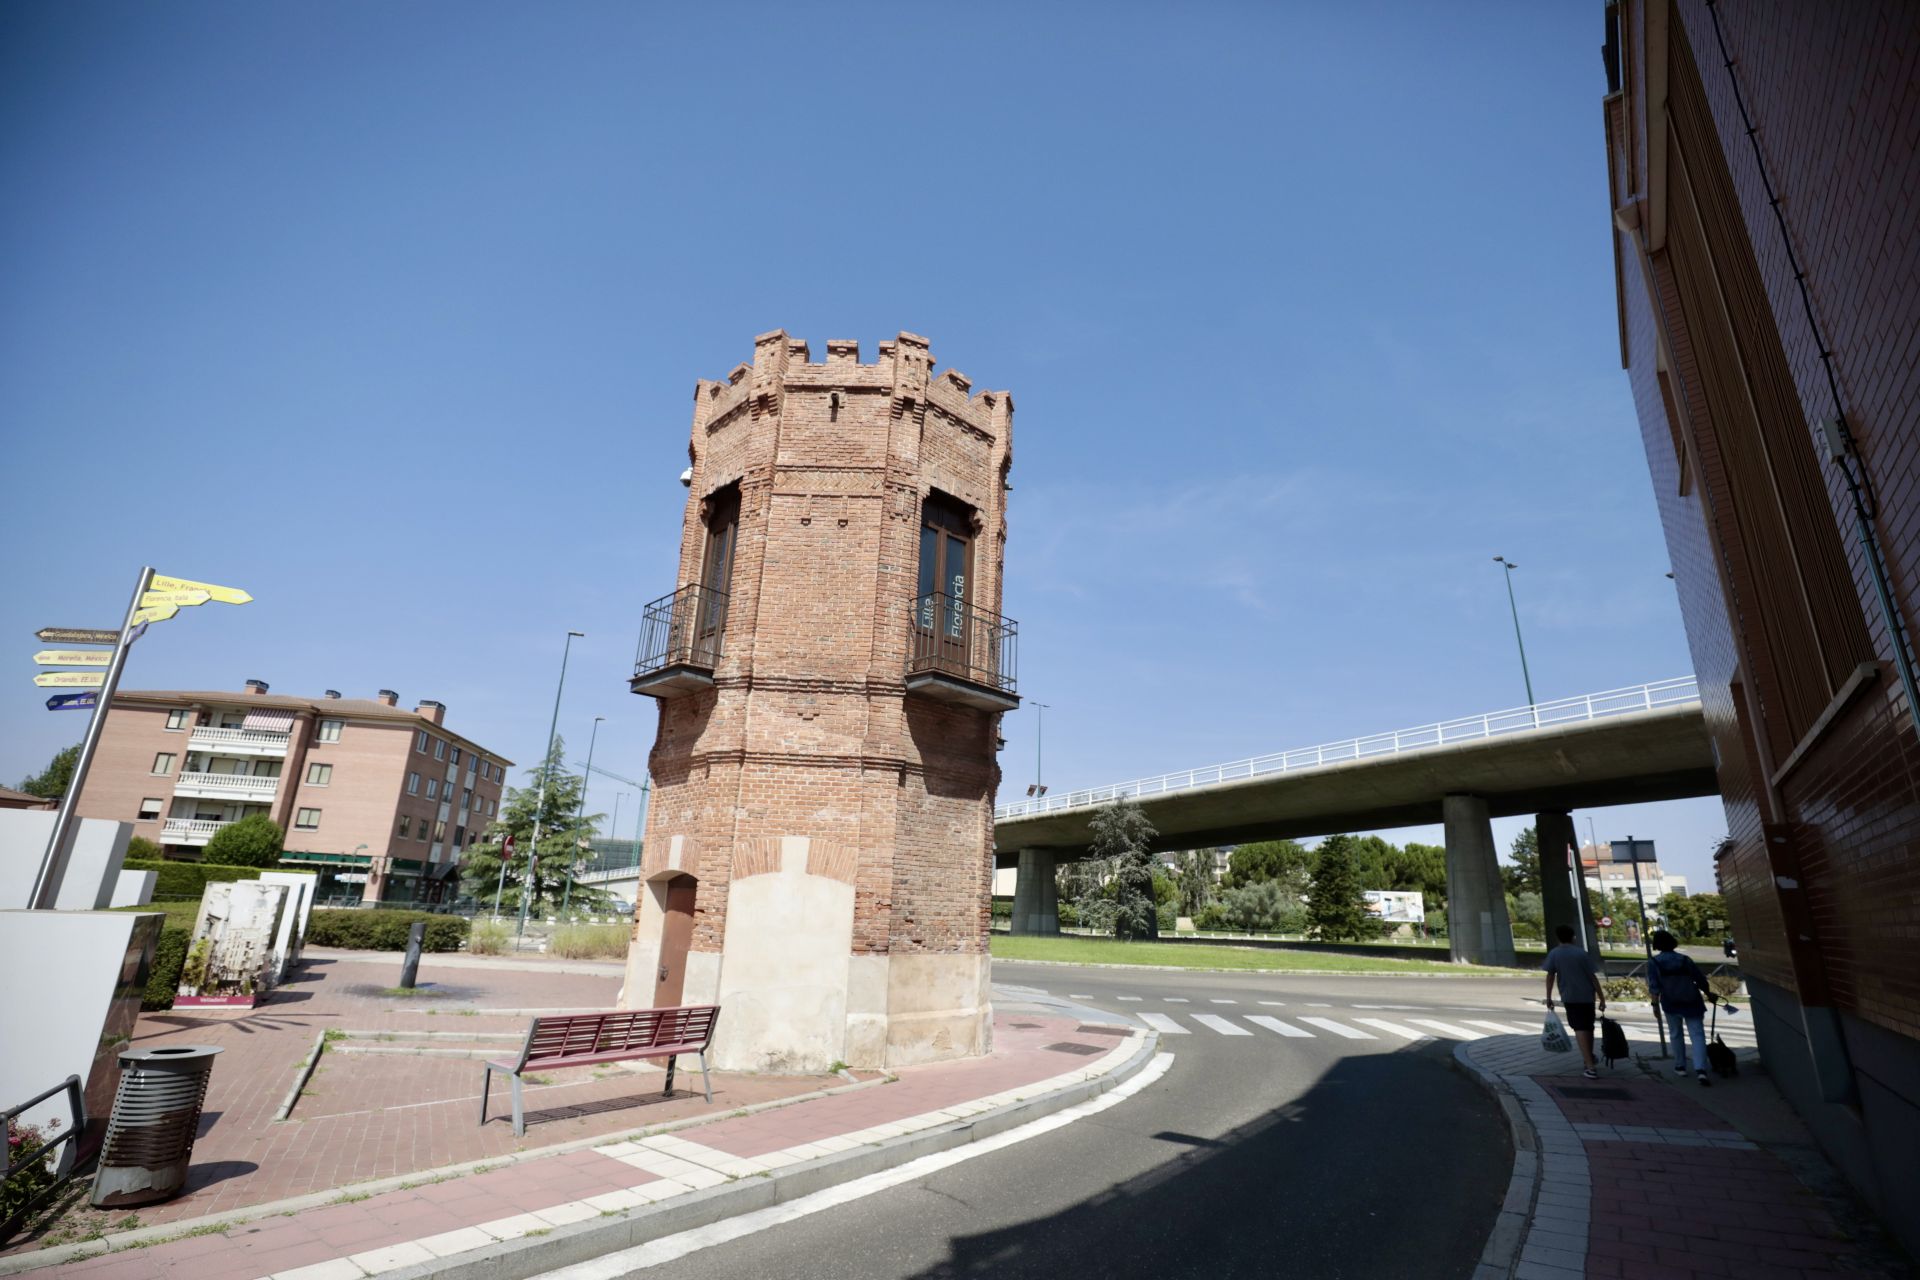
[1577,842,1688,909]
[622,330,1015,1072]
[73,681,511,905]
[1602,0,1920,1246]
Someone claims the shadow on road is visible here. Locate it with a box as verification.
[909,1046,1509,1280]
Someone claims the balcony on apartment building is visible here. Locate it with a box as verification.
[161,817,232,846]
[631,584,728,697]
[187,724,291,756]
[904,592,1019,712]
[173,771,280,802]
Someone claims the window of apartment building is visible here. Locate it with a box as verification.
[316,719,343,743]
[406,771,421,795]
[415,729,428,753]
[467,754,478,776]
[151,752,176,776]
[489,797,498,816]
[433,819,447,843]
[138,798,162,821]
[295,808,321,830]
[450,746,462,767]
[165,709,189,731]
[433,739,446,761]
[417,820,429,841]
[220,714,244,728]
[461,788,472,810]
[453,825,466,847]
[426,778,439,801]
[306,763,332,786]
[397,815,412,839]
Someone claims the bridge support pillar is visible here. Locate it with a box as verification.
[1010,849,1060,936]
[1536,810,1600,959]
[1443,794,1516,967]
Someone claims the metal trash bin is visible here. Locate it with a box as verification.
[90,1046,222,1209]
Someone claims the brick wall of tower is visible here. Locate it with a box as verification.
[643,330,1011,965]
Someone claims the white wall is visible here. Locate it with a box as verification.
[0,811,132,910]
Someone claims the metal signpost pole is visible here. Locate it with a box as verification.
[1568,842,1592,954]
[519,631,582,940]
[31,567,153,909]
[493,833,514,918]
[1621,835,1668,1055]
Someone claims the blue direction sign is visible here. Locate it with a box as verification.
[46,691,99,712]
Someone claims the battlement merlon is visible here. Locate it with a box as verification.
[707,329,1011,438]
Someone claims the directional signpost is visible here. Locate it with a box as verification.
[31,567,251,910]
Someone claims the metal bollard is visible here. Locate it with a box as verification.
[90,1046,222,1209]
[399,920,426,989]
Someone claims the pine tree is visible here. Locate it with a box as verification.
[460,735,613,917]
[1090,797,1159,941]
[1306,834,1381,941]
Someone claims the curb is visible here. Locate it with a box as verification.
[1451,1041,1539,1280]
[384,1029,1161,1280]
[994,957,1529,978]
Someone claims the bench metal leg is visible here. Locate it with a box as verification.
[510,1073,525,1138]
[662,1054,677,1099]
[479,1065,492,1127]
[698,1051,712,1104]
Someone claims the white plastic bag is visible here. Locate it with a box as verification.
[1541,1011,1572,1053]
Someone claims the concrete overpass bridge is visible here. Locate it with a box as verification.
[990,677,1716,966]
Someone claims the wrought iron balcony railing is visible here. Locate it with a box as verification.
[905,592,1018,710]
[631,583,729,696]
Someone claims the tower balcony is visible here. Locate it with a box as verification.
[905,593,1019,712]
[631,584,729,698]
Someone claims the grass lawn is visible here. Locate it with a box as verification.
[990,934,1525,974]
[113,900,201,930]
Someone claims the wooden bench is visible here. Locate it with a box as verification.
[479,1005,720,1137]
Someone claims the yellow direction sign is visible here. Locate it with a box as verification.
[35,671,106,688]
[140,588,212,609]
[151,574,251,605]
[33,650,113,667]
[131,602,179,625]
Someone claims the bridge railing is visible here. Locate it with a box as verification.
[994,676,1700,821]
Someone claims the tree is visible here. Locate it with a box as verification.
[126,836,162,862]
[1385,842,1448,899]
[1222,840,1313,892]
[1089,797,1158,941]
[1219,881,1307,934]
[1306,834,1381,941]
[1656,891,1724,940]
[460,736,613,917]
[204,814,285,868]
[18,744,80,800]
[1350,835,1398,888]
[1170,849,1217,917]
[1501,826,1543,896]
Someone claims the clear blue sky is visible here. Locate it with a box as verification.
[0,2,1726,889]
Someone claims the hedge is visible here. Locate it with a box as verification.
[142,926,191,1010]
[125,858,262,899]
[305,909,469,952]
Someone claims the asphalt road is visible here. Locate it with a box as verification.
[551,963,1541,1280]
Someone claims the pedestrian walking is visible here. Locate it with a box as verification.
[1650,929,1716,1087]
[1542,924,1607,1078]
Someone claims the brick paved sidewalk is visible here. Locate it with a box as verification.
[10,1013,1147,1280]
[1461,1034,1908,1279]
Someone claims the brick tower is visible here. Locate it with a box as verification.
[623,330,1017,1072]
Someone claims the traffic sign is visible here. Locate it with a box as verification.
[139,588,212,609]
[151,573,252,605]
[33,650,112,667]
[35,627,119,645]
[35,671,106,688]
[131,602,179,625]
[1599,915,1614,929]
[46,691,98,711]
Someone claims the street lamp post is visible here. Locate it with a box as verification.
[560,716,605,919]
[1026,702,1051,799]
[516,630,584,938]
[1492,557,1536,710]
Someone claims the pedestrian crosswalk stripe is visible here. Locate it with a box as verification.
[1354,1004,1422,1010]
[1467,1021,1540,1036]
[1138,1013,1189,1035]
[1246,1015,1313,1038]
[1299,1017,1375,1040]
[1409,1019,1484,1039]
[1355,1018,1430,1040]
[1193,1014,1252,1036]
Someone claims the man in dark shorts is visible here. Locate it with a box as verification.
[1542,924,1607,1077]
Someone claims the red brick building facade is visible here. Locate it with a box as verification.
[622,331,1016,1072]
[1602,0,1920,1245]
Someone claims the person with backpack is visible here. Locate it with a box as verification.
[1542,924,1607,1078]
[1649,929,1716,1086]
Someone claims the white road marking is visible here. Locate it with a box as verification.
[1299,1017,1374,1040]
[1208,998,1237,1005]
[1246,1015,1313,1038]
[1409,1019,1484,1039]
[1355,1019,1430,1040]
[530,1054,1177,1277]
[1069,994,1094,1000]
[1352,1004,1422,1010]
[1467,1021,1542,1036]
[1305,1002,1333,1008]
[1117,996,1143,1002]
[1138,1013,1189,1035]
[1164,998,1190,1003]
[1192,1014,1252,1036]
[1257,1000,1288,1007]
